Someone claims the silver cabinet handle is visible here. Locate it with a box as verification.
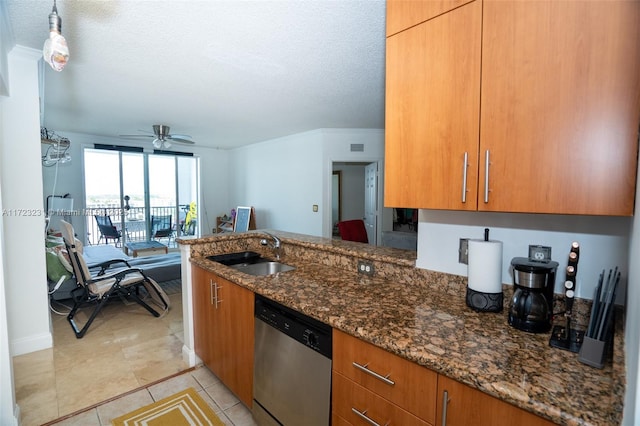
[351,408,388,426]
[352,362,395,386]
[462,151,469,203]
[441,390,450,426]
[484,150,490,203]
[214,282,222,309]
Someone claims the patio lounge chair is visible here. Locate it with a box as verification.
[59,220,170,338]
[151,215,173,245]
[94,214,122,246]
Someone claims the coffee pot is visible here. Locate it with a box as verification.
[508,257,558,333]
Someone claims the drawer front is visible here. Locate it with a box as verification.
[333,329,437,424]
[333,372,431,426]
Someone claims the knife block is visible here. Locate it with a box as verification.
[578,311,614,369]
[578,337,607,368]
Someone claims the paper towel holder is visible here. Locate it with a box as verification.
[466,288,503,312]
[466,228,504,313]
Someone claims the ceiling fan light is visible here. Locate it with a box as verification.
[163,140,172,149]
[152,138,163,149]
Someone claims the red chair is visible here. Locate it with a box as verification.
[337,220,368,243]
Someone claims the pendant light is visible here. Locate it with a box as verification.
[42,0,69,71]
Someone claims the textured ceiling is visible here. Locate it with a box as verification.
[5,0,386,149]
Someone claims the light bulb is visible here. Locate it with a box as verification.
[43,2,69,72]
[153,139,163,149]
[163,140,171,149]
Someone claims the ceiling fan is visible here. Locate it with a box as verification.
[119,124,196,149]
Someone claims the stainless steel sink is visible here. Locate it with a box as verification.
[231,261,295,276]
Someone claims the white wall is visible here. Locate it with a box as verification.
[229,129,325,235]
[333,163,365,222]
[624,170,640,424]
[41,132,231,241]
[417,211,630,300]
[0,0,10,97]
[1,47,50,357]
[228,128,385,238]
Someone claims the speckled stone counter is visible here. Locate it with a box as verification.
[178,231,625,426]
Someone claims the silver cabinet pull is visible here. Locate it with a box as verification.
[484,150,490,203]
[351,408,388,426]
[214,282,222,309]
[352,362,395,386]
[441,390,450,426]
[462,151,469,203]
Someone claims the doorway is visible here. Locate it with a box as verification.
[332,161,381,245]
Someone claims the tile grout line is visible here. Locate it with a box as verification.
[41,366,196,426]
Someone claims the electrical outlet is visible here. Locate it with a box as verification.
[357,260,375,276]
[459,238,469,264]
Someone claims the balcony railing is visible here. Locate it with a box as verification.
[86,204,196,248]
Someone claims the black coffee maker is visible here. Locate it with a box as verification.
[508,257,559,333]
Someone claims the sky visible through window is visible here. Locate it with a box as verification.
[84,149,177,209]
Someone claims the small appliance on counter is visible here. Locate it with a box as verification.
[509,256,558,333]
[549,242,585,352]
[466,228,503,313]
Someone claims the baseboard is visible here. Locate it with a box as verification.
[11,331,52,356]
[182,344,197,367]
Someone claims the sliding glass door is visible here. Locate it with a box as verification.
[84,147,199,248]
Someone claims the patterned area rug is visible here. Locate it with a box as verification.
[111,387,224,426]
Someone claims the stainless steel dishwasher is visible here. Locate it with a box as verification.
[253,294,332,426]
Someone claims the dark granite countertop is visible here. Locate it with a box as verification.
[180,231,625,426]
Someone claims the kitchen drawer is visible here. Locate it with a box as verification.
[333,372,431,426]
[333,329,437,424]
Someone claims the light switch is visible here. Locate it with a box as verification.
[313,205,318,212]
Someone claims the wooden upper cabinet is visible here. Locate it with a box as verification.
[386,0,474,36]
[385,0,482,210]
[479,0,640,215]
[384,0,640,215]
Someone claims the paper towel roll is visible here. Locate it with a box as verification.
[468,239,503,294]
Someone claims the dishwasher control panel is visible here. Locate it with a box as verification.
[255,294,332,358]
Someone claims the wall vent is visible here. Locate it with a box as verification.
[350,143,364,152]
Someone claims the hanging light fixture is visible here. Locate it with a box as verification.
[152,137,172,150]
[42,0,69,71]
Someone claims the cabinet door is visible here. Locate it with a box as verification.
[384,0,482,210]
[333,372,430,426]
[386,0,473,36]
[436,375,555,426]
[214,274,255,407]
[479,0,640,215]
[333,329,437,424]
[191,265,215,369]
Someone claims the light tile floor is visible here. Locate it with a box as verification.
[12,288,256,426]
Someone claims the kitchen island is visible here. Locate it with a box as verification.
[177,230,624,426]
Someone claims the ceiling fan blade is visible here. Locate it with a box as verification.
[119,134,154,139]
[168,137,196,145]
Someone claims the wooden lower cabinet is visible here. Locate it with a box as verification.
[333,372,430,426]
[436,375,556,426]
[333,329,556,426]
[191,265,254,407]
[333,329,437,425]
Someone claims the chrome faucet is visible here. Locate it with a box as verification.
[260,232,282,260]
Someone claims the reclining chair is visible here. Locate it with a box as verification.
[59,220,170,338]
